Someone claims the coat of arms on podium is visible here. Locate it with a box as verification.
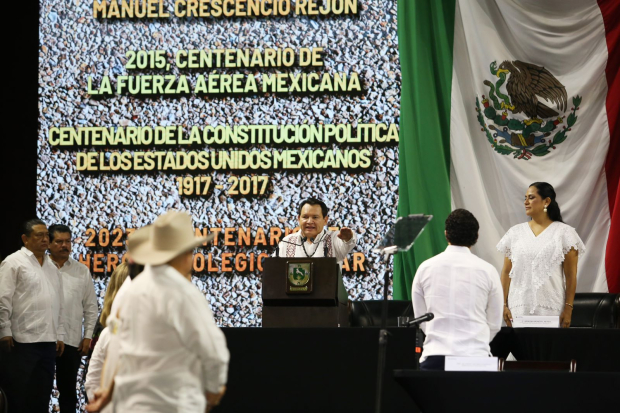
[286,261,313,294]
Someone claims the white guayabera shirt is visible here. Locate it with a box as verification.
[497,221,586,316]
[54,257,98,348]
[0,247,66,343]
[412,246,504,363]
[113,264,230,413]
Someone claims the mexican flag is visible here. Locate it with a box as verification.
[393,0,619,298]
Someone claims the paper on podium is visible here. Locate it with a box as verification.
[512,316,560,328]
[445,357,499,371]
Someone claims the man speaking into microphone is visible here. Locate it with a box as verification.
[411,209,503,371]
[276,198,356,263]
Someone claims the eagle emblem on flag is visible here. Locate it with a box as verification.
[475,60,581,160]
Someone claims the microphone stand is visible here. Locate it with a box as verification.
[409,321,421,371]
[405,314,433,370]
[371,214,432,413]
[374,245,398,413]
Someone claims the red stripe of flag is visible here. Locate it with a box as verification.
[598,0,620,293]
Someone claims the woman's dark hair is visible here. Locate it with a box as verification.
[445,209,479,247]
[529,182,563,222]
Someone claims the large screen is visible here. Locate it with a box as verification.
[38,0,401,327]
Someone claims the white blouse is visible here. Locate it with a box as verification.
[84,327,110,401]
[497,221,585,316]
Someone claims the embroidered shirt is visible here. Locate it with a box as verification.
[497,221,585,316]
[276,228,357,263]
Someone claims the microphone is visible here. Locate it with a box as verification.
[406,313,434,327]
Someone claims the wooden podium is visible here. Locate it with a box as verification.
[262,257,349,327]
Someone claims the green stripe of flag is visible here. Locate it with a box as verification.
[393,0,456,300]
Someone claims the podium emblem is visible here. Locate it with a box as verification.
[286,261,313,294]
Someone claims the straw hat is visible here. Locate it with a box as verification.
[127,210,213,265]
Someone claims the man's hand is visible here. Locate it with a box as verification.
[559,306,572,328]
[337,227,354,242]
[86,388,112,412]
[0,336,14,353]
[56,340,65,357]
[78,338,92,356]
[205,386,226,412]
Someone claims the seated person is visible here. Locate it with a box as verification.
[411,209,503,371]
[276,198,356,263]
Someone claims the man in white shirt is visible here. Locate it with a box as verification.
[87,210,229,413]
[0,219,66,412]
[411,209,503,371]
[48,224,98,413]
[276,198,356,262]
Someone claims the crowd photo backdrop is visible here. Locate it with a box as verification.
[37,0,401,327]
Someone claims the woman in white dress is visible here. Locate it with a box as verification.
[497,182,585,328]
[84,262,130,401]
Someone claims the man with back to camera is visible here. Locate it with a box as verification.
[411,209,503,371]
[276,198,357,262]
[86,210,229,413]
[0,219,66,412]
[48,224,98,412]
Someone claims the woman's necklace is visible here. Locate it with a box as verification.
[301,231,327,257]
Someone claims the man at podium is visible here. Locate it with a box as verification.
[276,198,356,263]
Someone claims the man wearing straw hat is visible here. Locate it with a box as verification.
[87,210,229,412]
